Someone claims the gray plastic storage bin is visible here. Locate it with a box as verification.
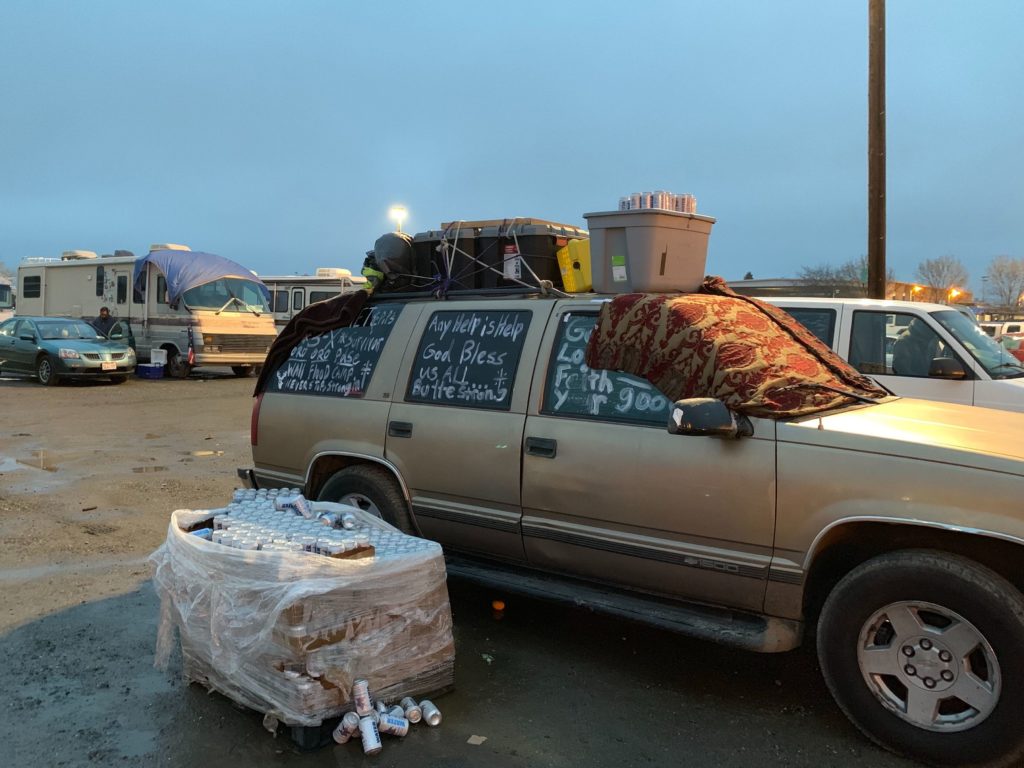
[584,209,716,294]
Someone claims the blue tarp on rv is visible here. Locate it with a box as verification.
[132,250,271,304]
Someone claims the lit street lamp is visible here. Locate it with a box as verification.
[388,205,408,233]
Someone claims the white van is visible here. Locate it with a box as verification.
[259,268,367,329]
[17,246,278,377]
[763,296,1024,412]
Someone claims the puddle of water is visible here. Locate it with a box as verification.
[16,450,57,472]
[131,466,168,473]
[185,450,224,457]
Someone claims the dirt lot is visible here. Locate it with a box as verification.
[0,371,916,768]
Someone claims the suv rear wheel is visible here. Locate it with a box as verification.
[817,550,1024,767]
[317,465,415,535]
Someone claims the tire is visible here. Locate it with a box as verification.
[317,465,415,534]
[231,365,255,377]
[37,355,60,386]
[109,375,127,384]
[817,550,1024,768]
[165,350,191,379]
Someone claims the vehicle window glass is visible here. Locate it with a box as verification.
[406,309,532,410]
[95,265,105,297]
[156,276,168,305]
[292,290,304,311]
[0,319,16,337]
[37,321,101,340]
[777,307,836,346]
[542,312,671,425]
[273,290,289,313]
[116,275,128,304]
[309,291,334,303]
[851,311,959,378]
[932,310,1024,379]
[1007,324,1022,334]
[22,275,41,298]
[266,304,403,397]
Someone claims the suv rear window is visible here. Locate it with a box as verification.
[777,307,836,346]
[542,311,671,426]
[266,304,402,397]
[406,309,531,410]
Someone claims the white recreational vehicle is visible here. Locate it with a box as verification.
[16,245,278,377]
[0,275,13,322]
[259,267,367,328]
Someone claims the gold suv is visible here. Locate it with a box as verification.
[245,293,1024,768]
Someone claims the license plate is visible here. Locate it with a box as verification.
[101,362,116,371]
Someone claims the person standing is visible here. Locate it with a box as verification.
[92,306,116,336]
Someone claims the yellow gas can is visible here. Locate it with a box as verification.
[556,238,592,293]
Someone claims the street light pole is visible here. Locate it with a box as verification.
[867,0,886,300]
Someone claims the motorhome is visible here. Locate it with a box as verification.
[16,245,278,377]
[259,267,367,328]
[0,275,13,321]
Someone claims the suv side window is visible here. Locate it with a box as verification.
[266,304,403,396]
[850,310,962,377]
[778,307,836,346]
[406,309,532,410]
[542,312,671,426]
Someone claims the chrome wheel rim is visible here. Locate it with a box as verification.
[38,359,51,383]
[338,492,382,520]
[857,600,1001,732]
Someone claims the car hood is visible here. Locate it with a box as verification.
[40,338,131,353]
[779,398,1024,476]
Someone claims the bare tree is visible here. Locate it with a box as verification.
[915,256,969,300]
[798,255,893,297]
[0,261,12,278]
[985,255,1024,309]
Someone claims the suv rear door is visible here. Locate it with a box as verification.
[386,300,554,561]
[519,302,777,612]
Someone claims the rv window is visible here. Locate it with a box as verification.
[292,290,304,312]
[309,291,335,304]
[157,276,168,305]
[116,275,128,304]
[22,275,41,299]
[273,290,288,313]
[96,266,105,297]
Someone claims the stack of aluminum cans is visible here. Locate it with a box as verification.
[333,678,443,754]
[186,488,435,560]
[617,190,697,213]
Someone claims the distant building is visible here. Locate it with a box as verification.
[728,277,973,304]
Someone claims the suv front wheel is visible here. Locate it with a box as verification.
[818,550,1024,768]
[317,465,415,535]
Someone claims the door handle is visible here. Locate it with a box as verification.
[525,436,557,458]
[388,421,413,438]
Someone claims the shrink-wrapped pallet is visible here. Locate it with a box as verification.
[151,508,454,727]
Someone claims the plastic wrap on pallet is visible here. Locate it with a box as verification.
[150,508,455,727]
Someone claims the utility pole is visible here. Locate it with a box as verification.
[867,0,886,299]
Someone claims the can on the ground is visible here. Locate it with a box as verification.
[374,699,389,715]
[332,711,361,744]
[420,699,442,726]
[358,716,383,755]
[400,697,422,723]
[388,705,405,719]
[352,679,373,716]
[377,713,409,737]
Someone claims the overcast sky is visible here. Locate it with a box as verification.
[1,0,1021,291]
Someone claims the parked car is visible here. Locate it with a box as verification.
[997,332,1024,363]
[981,320,1023,338]
[242,292,1024,768]
[0,315,136,384]
[763,297,1024,412]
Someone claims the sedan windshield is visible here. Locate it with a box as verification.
[37,321,102,341]
[181,278,271,314]
[931,310,1024,379]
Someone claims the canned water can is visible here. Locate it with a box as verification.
[358,716,382,755]
[341,511,357,530]
[420,699,442,726]
[353,679,373,716]
[378,713,409,737]
[332,711,361,744]
[388,705,405,719]
[399,697,422,723]
[375,700,389,715]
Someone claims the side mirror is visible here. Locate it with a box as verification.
[667,398,754,439]
[929,357,966,380]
